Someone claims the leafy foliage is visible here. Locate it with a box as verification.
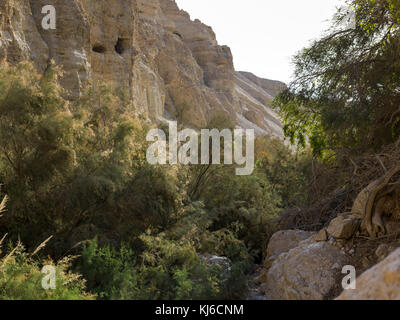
[255,135,314,207]
[0,62,309,299]
[0,195,92,300]
[0,244,93,300]
[77,237,221,300]
[274,0,400,155]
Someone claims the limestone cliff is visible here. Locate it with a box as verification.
[0,0,284,136]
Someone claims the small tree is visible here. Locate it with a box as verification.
[274,0,400,155]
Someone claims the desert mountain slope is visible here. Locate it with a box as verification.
[0,0,284,136]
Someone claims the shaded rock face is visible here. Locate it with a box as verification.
[0,0,49,70]
[336,248,400,300]
[0,0,284,135]
[264,233,349,300]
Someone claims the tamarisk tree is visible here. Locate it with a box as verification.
[274,0,400,156]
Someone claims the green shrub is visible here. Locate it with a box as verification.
[77,237,222,300]
[0,61,309,300]
[255,134,313,208]
[0,240,93,300]
[76,239,140,299]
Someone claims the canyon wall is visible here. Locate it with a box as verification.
[0,0,284,136]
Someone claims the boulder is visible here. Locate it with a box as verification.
[336,248,400,300]
[201,254,231,268]
[201,254,231,280]
[265,237,349,300]
[315,228,328,242]
[266,229,315,261]
[327,215,360,239]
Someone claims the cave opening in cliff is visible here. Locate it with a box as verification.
[173,32,182,39]
[115,38,127,55]
[92,44,106,54]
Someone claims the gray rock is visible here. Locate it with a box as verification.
[265,238,349,300]
[337,248,400,300]
[201,254,232,280]
[315,229,328,242]
[264,229,315,268]
[327,215,360,239]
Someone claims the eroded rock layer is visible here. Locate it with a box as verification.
[0,0,284,136]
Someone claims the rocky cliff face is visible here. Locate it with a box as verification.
[0,0,284,136]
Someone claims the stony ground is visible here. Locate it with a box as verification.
[255,227,400,300]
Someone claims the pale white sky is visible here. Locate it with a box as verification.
[175,0,345,84]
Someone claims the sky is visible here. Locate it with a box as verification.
[175,0,345,84]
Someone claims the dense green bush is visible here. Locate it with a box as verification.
[255,134,313,207]
[0,194,93,300]
[75,239,141,299]
[0,244,93,300]
[77,237,222,300]
[0,61,306,300]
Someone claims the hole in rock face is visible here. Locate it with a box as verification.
[92,45,106,54]
[173,32,182,39]
[115,38,128,55]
